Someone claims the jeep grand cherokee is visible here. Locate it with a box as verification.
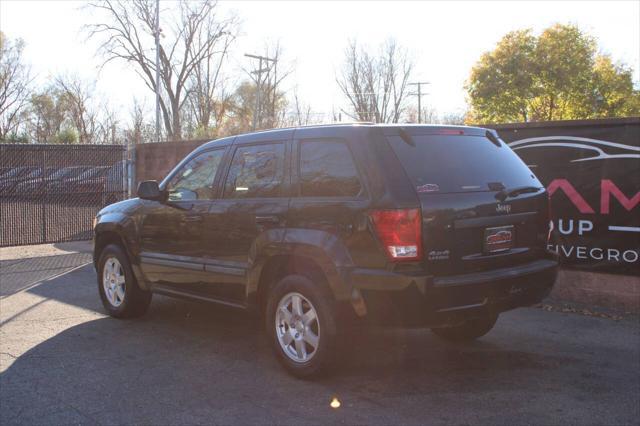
[93,124,558,377]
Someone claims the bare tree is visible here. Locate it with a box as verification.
[0,32,33,139]
[54,75,99,144]
[127,99,145,144]
[280,87,326,127]
[186,9,237,138]
[122,98,154,143]
[337,39,413,123]
[404,105,437,124]
[218,79,285,136]
[94,105,121,144]
[404,105,467,125]
[85,0,238,140]
[291,89,312,126]
[25,74,122,144]
[125,98,144,144]
[439,111,467,125]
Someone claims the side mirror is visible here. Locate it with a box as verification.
[137,180,164,201]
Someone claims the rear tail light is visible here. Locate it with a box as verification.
[369,208,422,261]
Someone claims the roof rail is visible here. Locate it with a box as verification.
[233,122,375,136]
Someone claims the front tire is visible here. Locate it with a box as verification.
[431,313,498,342]
[97,244,151,318]
[266,275,336,378]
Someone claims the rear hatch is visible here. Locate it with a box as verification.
[385,127,550,277]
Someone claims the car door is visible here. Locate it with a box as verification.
[287,136,373,267]
[139,147,228,291]
[200,140,290,303]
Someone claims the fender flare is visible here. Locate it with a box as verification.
[246,228,355,304]
[94,215,148,290]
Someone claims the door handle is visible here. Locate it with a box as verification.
[255,215,280,224]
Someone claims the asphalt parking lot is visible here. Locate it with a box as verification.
[1,243,639,425]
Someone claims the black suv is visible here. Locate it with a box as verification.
[93,124,557,377]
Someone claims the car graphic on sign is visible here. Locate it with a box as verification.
[508,136,640,164]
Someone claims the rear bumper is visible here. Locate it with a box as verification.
[347,258,558,327]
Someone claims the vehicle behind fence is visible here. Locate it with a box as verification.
[0,144,129,247]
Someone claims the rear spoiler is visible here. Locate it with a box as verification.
[381,126,488,138]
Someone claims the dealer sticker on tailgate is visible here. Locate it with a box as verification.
[483,225,514,253]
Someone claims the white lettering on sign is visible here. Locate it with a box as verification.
[576,246,587,259]
[578,220,593,235]
[623,250,639,263]
[554,219,594,236]
[548,244,639,264]
[558,219,573,235]
[591,248,604,260]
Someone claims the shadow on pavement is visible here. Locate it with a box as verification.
[1,263,638,425]
[0,252,92,297]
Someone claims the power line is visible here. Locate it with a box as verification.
[408,82,430,123]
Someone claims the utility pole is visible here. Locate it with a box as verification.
[244,53,277,131]
[408,82,429,123]
[154,0,161,142]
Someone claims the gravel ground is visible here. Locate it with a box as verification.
[0,243,638,425]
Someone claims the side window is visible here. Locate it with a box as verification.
[299,139,362,197]
[166,149,225,201]
[223,143,285,198]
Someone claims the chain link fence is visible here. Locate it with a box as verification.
[0,144,129,247]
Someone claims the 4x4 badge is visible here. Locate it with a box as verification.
[496,204,512,213]
[428,249,450,260]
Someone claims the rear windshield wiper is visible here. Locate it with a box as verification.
[495,185,541,201]
[398,127,415,146]
[485,130,502,147]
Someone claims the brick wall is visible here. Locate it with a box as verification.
[133,139,209,191]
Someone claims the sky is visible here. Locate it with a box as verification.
[1,0,639,122]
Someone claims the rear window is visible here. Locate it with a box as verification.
[387,134,540,193]
[299,139,362,197]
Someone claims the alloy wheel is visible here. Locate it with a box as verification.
[102,257,125,307]
[275,292,320,363]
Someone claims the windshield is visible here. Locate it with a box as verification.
[387,134,541,193]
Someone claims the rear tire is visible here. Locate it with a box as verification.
[265,275,336,378]
[97,244,151,318]
[431,313,498,342]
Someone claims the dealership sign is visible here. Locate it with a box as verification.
[492,119,639,276]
